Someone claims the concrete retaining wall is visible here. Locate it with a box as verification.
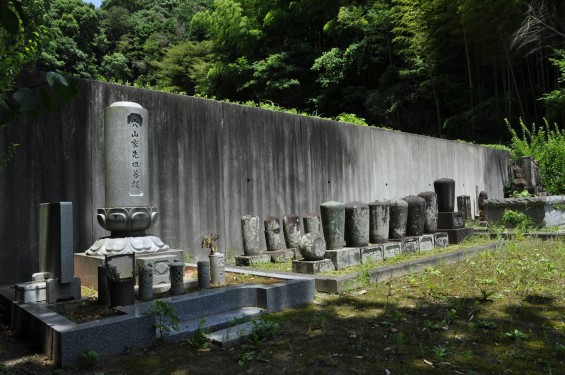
[484,196,565,227]
[0,77,510,284]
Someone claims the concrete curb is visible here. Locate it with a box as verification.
[0,277,314,368]
[314,242,505,293]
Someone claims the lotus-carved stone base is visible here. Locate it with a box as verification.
[85,235,169,255]
[97,207,158,232]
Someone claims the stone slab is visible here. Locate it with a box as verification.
[445,228,474,244]
[46,277,81,304]
[268,249,294,263]
[434,232,449,248]
[136,254,177,285]
[74,249,184,290]
[169,306,264,340]
[419,234,434,252]
[360,245,384,264]
[235,254,271,266]
[438,212,465,229]
[383,242,402,259]
[324,248,361,270]
[208,321,256,348]
[292,259,334,274]
[15,281,46,303]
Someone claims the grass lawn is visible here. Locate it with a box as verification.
[1,238,564,374]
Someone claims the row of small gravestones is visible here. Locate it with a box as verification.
[239,191,440,263]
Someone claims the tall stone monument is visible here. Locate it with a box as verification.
[76,102,182,289]
[86,102,168,255]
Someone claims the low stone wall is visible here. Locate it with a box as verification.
[484,196,565,227]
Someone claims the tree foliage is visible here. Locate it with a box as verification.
[8,0,565,144]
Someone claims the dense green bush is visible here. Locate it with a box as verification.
[506,118,565,195]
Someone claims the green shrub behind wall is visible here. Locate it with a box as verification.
[506,118,565,195]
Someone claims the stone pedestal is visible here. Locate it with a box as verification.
[437,211,472,244]
[235,249,295,266]
[434,232,449,248]
[74,249,184,290]
[324,248,361,270]
[444,228,474,244]
[383,242,402,259]
[360,245,384,264]
[235,253,271,266]
[292,259,334,274]
[419,234,435,251]
[46,277,81,303]
[135,253,178,285]
[269,249,295,263]
[15,282,47,303]
[401,236,420,253]
[438,212,465,229]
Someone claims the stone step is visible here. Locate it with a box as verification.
[163,306,264,340]
[208,321,256,347]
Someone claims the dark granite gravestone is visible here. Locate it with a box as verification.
[345,201,369,247]
[433,178,473,244]
[434,178,455,212]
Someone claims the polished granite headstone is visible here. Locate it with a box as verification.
[433,178,473,244]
